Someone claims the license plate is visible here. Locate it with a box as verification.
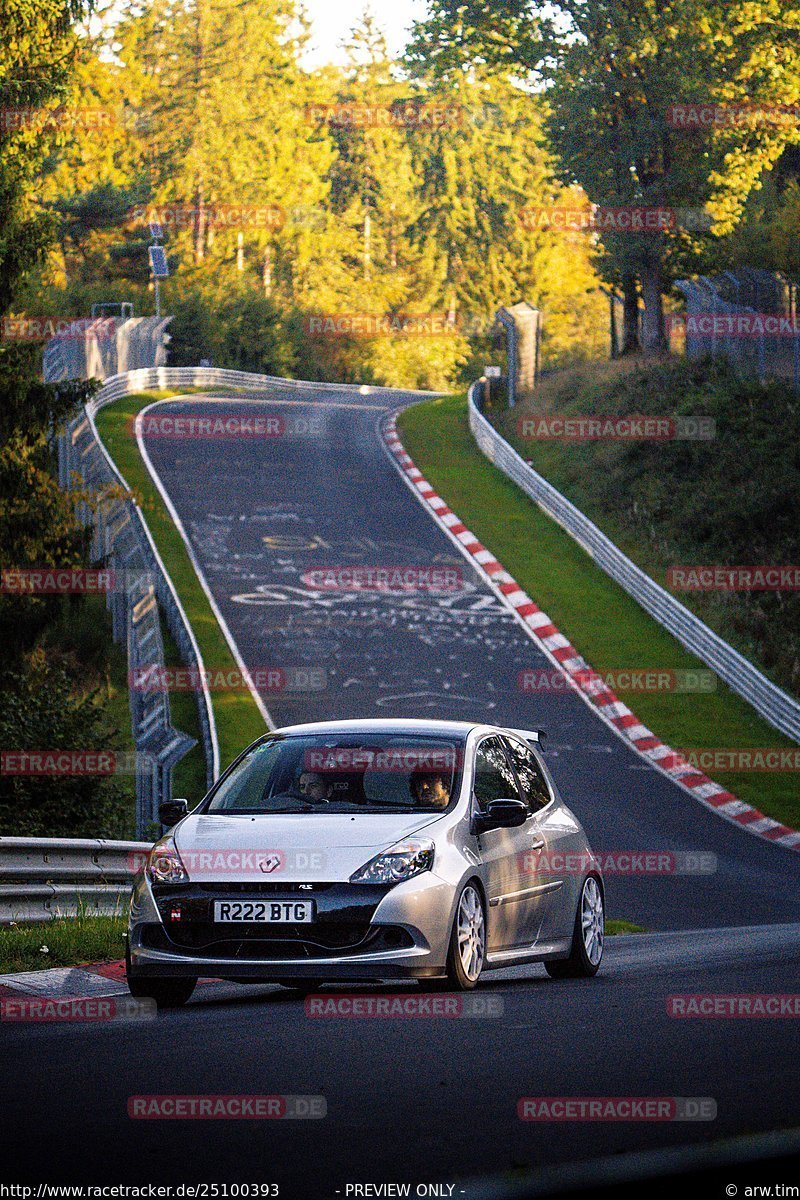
[213,900,315,924]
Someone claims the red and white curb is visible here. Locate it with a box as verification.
[381,412,800,853]
[0,961,130,1004]
[0,961,219,1006]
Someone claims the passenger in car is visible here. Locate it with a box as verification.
[298,771,333,803]
[410,771,451,809]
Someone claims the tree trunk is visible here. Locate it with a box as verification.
[639,259,667,355]
[620,272,640,355]
[263,245,272,296]
[363,209,371,281]
[193,182,206,264]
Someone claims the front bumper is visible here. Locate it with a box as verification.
[127,871,455,980]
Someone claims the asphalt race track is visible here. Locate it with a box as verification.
[5,385,799,1195]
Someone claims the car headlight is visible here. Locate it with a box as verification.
[146,835,189,885]
[350,838,434,885]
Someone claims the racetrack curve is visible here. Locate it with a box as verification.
[135,386,800,932]
[5,383,797,1196]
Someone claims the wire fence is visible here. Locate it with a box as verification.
[43,316,173,383]
[675,269,800,395]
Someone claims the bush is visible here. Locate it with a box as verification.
[0,649,127,837]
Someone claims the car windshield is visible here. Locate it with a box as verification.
[204,733,465,815]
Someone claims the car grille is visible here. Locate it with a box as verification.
[142,922,413,960]
[195,882,334,894]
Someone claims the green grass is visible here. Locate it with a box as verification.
[495,359,799,700]
[606,919,647,935]
[94,391,268,793]
[0,913,126,974]
[398,394,799,828]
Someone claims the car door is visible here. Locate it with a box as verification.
[503,734,570,943]
[471,735,534,952]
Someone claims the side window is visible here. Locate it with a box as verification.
[504,738,551,812]
[473,737,521,810]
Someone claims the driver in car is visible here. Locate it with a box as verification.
[410,770,451,809]
[298,770,333,803]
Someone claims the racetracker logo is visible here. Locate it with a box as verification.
[517,1096,716,1121]
[1,568,117,594]
[667,994,800,1017]
[666,103,800,130]
[667,313,800,338]
[517,415,715,441]
[136,412,324,439]
[676,749,800,772]
[0,997,155,1022]
[517,668,717,694]
[304,102,462,129]
[305,994,503,1017]
[303,746,461,773]
[131,848,328,875]
[128,666,326,694]
[301,566,463,593]
[0,107,115,132]
[517,850,717,876]
[303,313,492,337]
[0,750,145,776]
[667,566,800,591]
[1,316,116,342]
[126,203,285,231]
[519,205,712,233]
[127,1094,326,1119]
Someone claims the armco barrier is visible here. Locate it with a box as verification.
[468,381,800,744]
[0,837,150,924]
[57,366,418,834]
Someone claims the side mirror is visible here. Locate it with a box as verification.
[473,797,528,832]
[159,798,189,827]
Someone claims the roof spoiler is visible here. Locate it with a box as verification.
[507,726,547,748]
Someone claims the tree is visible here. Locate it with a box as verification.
[408,0,800,353]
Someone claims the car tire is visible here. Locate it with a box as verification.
[545,875,604,979]
[125,942,197,1008]
[443,881,486,991]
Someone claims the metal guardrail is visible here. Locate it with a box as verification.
[468,381,800,743]
[0,837,149,924]
[56,364,418,835]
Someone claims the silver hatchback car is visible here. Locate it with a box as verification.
[126,719,604,1006]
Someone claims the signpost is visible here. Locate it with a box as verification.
[148,244,169,318]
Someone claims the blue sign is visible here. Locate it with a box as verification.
[148,245,169,277]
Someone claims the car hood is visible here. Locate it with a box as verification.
[173,811,443,883]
